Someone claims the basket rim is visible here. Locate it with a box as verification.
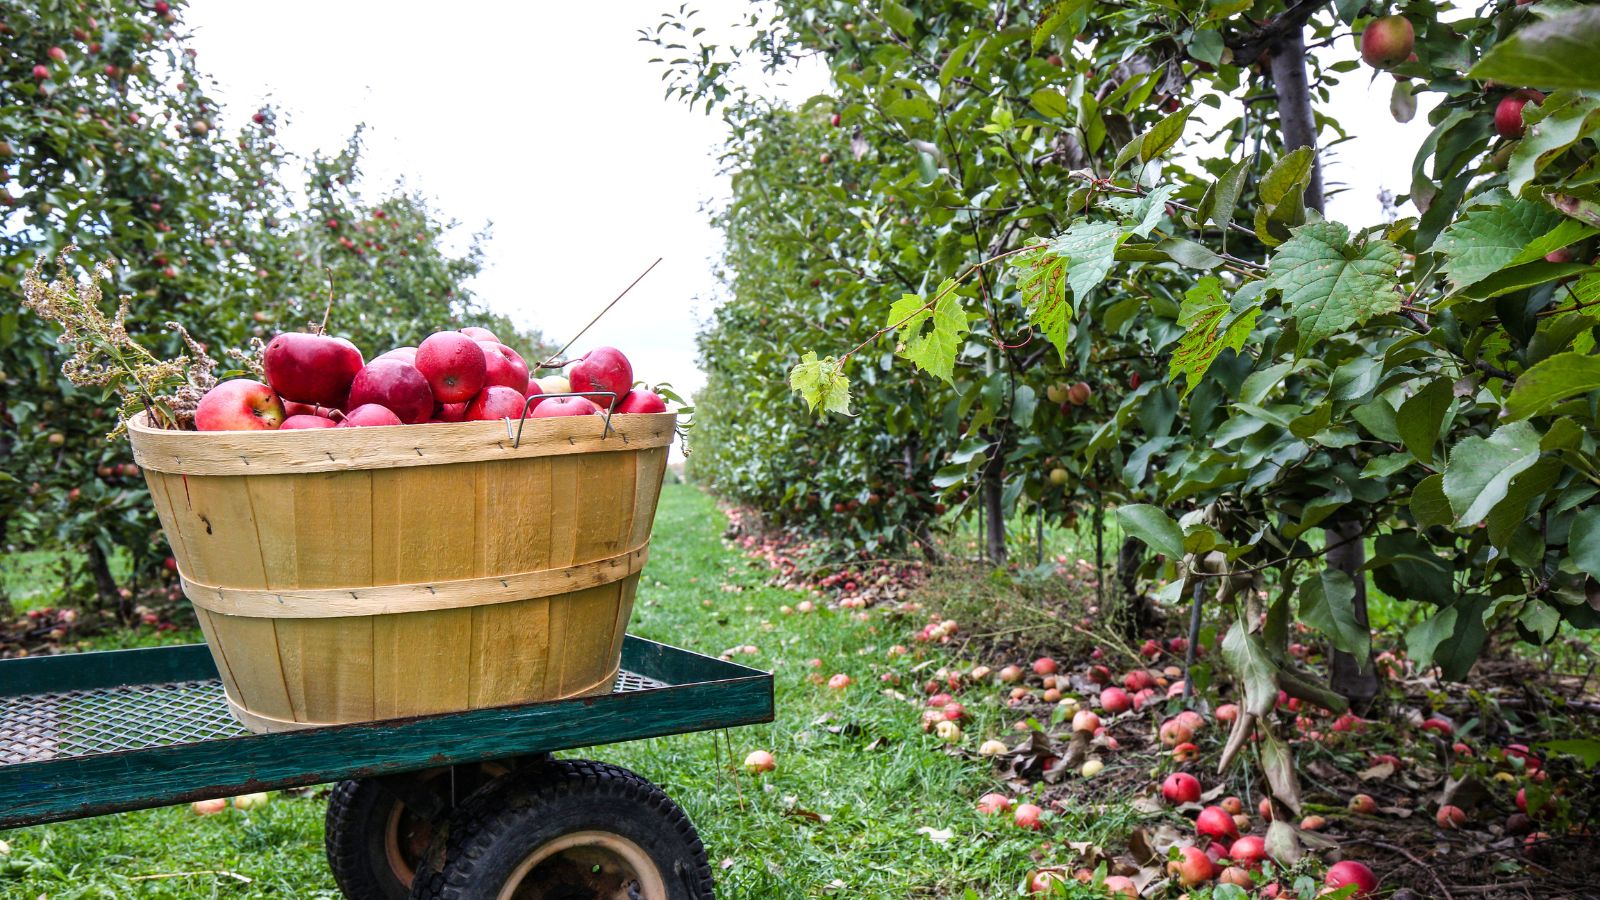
[127,410,677,475]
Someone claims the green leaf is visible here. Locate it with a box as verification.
[885,280,971,383]
[1520,599,1560,644]
[1206,156,1252,232]
[1397,378,1453,465]
[1469,7,1600,91]
[1030,89,1069,120]
[1443,421,1544,527]
[1299,568,1371,662]
[1222,621,1278,718]
[1508,93,1600,194]
[1114,104,1194,171]
[1410,474,1453,530]
[881,0,917,36]
[1539,738,1600,768]
[1258,147,1315,208]
[1504,351,1600,420]
[1571,507,1600,580]
[1031,0,1090,50]
[1115,503,1185,560]
[1264,222,1405,351]
[1047,220,1125,302]
[1107,184,1178,239]
[1156,237,1223,270]
[1435,193,1565,291]
[789,351,852,415]
[1168,277,1259,396]
[1010,244,1071,363]
[1406,607,1457,670]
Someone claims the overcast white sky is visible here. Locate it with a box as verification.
[184,2,1428,401]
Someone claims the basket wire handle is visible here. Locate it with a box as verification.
[507,391,618,449]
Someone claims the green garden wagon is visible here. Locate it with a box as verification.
[0,636,773,899]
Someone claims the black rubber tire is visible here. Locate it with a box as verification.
[410,759,714,900]
[326,778,416,900]
[328,763,522,900]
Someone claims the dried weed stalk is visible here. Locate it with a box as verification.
[21,246,220,436]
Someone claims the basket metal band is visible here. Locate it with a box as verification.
[180,545,649,619]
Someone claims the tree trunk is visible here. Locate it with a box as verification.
[1327,518,1380,710]
[981,448,1007,565]
[1272,23,1375,709]
[84,542,123,618]
[1268,27,1324,212]
[1114,536,1153,638]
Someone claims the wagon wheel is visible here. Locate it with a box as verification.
[326,761,516,900]
[409,759,714,900]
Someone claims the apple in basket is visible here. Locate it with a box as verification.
[262,332,364,408]
[414,331,486,404]
[568,347,633,410]
[347,359,434,424]
[532,396,602,417]
[479,341,529,393]
[195,379,286,431]
[615,389,666,414]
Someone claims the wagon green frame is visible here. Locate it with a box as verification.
[0,635,774,831]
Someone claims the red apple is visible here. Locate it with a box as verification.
[280,414,337,429]
[1436,805,1466,829]
[1027,870,1067,894]
[376,346,418,364]
[1197,805,1239,840]
[1229,834,1266,869]
[1102,875,1137,898]
[1123,669,1155,692]
[1013,802,1044,830]
[195,379,285,431]
[743,750,775,773]
[1349,793,1378,814]
[347,359,433,424]
[1160,719,1194,747]
[531,396,601,417]
[1324,860,1378,896]
[1360,15,1414,69]
[1032,657,1058,675]
[568,346,634,409]
[340,404,403,427]
[263,332,364,407]
[615,389,668,414]
[1421,717,1454,737]
[1162,772,1202,805]
[415,331,486,403]
[432,402,468,423]
[1495,90,1545,140]
[1171,845,1215,887]
[478,341,530,394]
[976,793,1012,815]
[466,385,532,421]
[1100,687,1132,713]
[282,400,332,418]
[459,326,500,342]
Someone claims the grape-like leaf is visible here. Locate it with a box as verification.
[1048,220,1125,301]
[885,279,970,383]
[1263,221,1405,351]
[789,351,852,416]
[1010,243,1070,362]
[1168,277,1260,395]
[1435,192,1565,291]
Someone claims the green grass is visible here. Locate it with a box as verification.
[0,485,1132,898]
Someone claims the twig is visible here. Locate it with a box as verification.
[129,870,253,884]
[537,257,662,370]
[1344,838,1452,900]
[320,267,336,335]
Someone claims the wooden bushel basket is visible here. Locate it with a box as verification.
[128,410,675,733]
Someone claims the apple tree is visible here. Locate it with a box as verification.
[661,0,1600,850]
[1,0,547,615]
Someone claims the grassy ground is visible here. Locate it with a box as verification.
[1,485,1128,898]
